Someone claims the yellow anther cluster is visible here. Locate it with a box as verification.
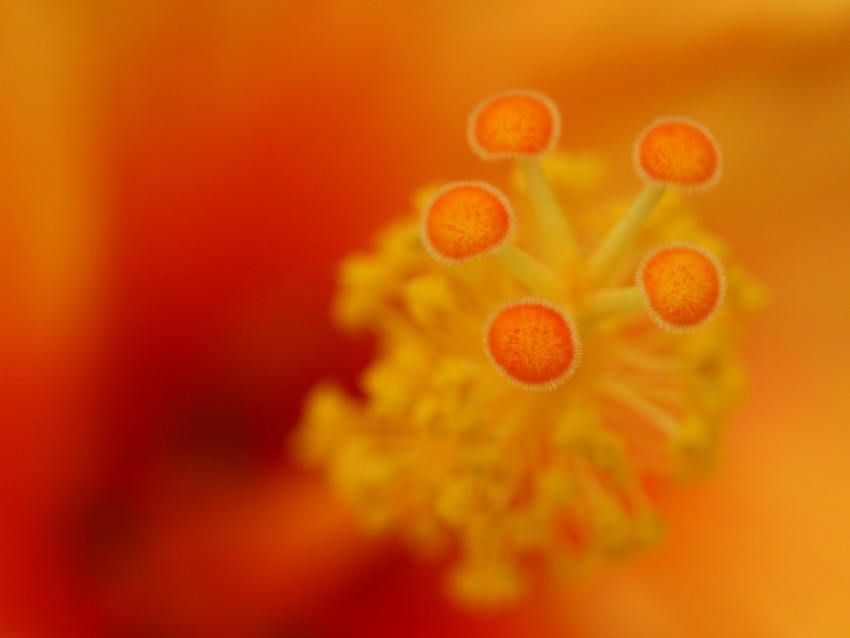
[295,91,760,607]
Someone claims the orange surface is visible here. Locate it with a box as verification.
[2,1,850,637]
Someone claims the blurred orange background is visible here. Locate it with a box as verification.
[2,1,850,637]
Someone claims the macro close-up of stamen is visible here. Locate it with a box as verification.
[296,89,758,605]
[3,3,850,638]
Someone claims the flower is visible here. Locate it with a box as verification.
[295,90,760,606]
[3,1,850,637]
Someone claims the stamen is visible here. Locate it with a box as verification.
[484,299,581,391]
[635,117,722,191]
[587,118,721,287]
[421,181,514,262]
[421,181,561,295]
[637,243,726,332]
[298,88,756,606]
[467,90,578,266]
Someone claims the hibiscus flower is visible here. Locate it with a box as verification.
[1,1,849,637]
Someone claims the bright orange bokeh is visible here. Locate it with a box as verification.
[2,1,850,637]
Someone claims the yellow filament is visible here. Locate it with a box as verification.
[587,182,666,286]
[494,244,563,296]
[517,157,579,267]
[584,286,644,322]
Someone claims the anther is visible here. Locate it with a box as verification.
[467,90,577,266]
[634,117,721,191]
[484,299,581,391]
[637,243,726,332]
[587,118,722,287]
[421,181,514,262]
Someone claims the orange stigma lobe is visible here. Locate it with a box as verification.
[468,90,560,160]
[635,118,721,190]
[638,244,725,331]
[485,300,580,390]
[422,181,514,262]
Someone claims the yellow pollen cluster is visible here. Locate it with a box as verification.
[295,90,760,606]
